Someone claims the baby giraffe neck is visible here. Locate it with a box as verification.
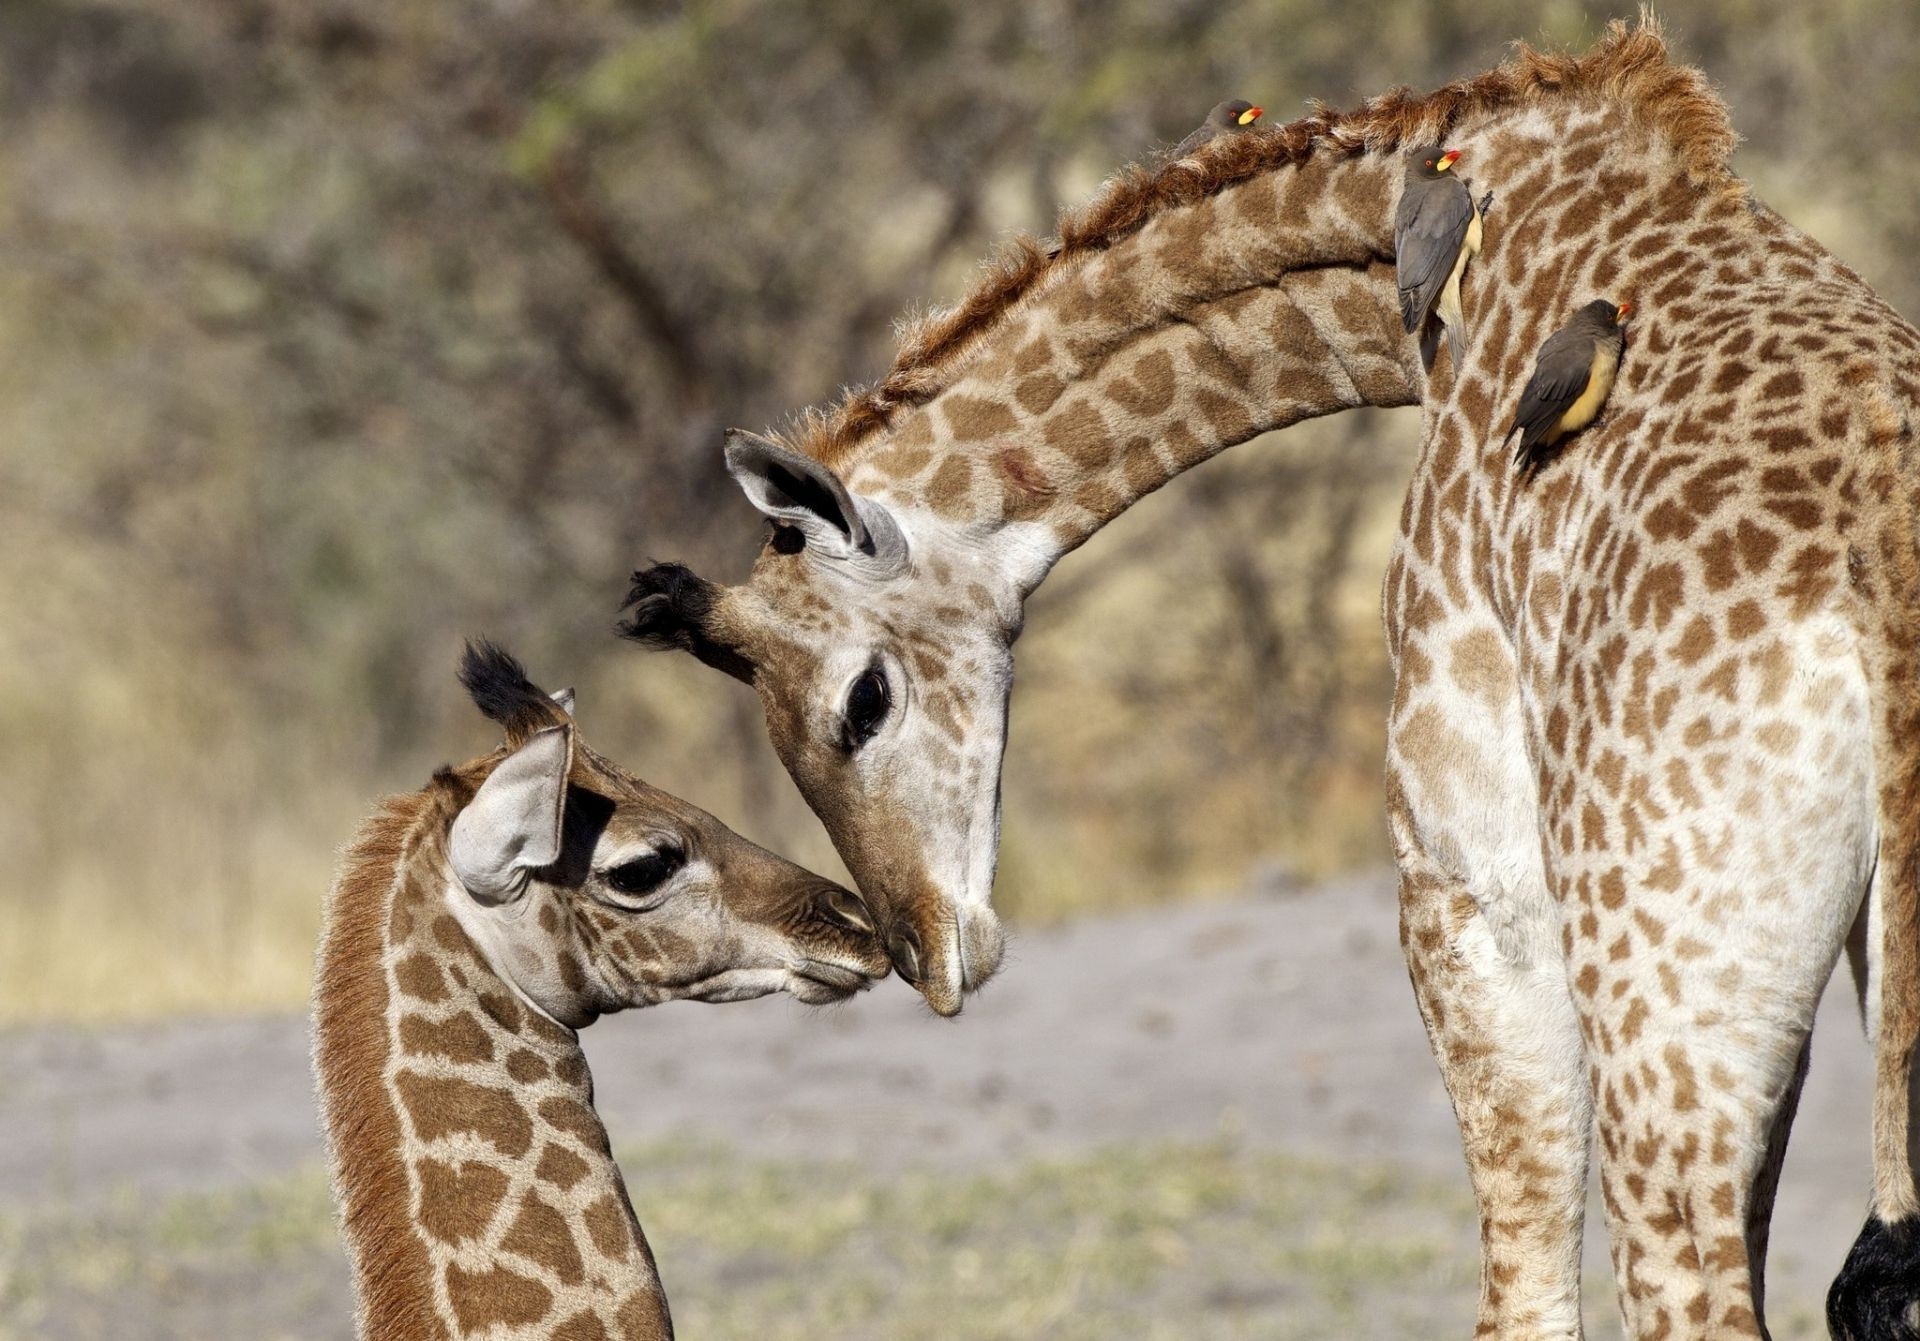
[314,786,671,1341]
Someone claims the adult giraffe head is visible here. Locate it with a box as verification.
[622,425,1036,1016]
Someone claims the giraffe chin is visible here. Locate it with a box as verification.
[891,903,1006,1018]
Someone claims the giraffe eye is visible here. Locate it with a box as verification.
[600,845,686,906]
[842,667,891,751]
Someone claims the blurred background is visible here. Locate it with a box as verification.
[3,2,1919,1337]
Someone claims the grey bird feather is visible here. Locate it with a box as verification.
[1394,146,1478,367]
[1508,299,1631,475]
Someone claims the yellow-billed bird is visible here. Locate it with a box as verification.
[1508,299,1633,474]
[1172,100,1263,157]
[1395,146,1488,368]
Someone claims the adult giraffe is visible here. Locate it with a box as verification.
[622,21,1920,1338]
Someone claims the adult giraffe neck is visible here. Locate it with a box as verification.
[832,147,1422,588]
[313,785,671,1341]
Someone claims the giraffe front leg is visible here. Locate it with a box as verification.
[1399,856,1591,1340]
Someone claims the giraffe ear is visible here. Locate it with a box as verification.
[549,686,576,716]
[450,725,572,905]
[724,428,868,551]
[723,429,905,570]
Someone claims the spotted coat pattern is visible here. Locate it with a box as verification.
[317,782,672,1341]
[639,35,1920,1341]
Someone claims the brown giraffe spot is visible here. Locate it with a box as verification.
[431,915,467,953]
[1598,868,1628,911]
[1109,349,1177,418]
[393,953,448,1004]
[942,394,1019,442]
[926,456,975,515]
[1734,518,1780,572]
[1628,563,1686,632]
[477,989,523,1033]
[394,1071,532,1157]
[1012,333,1053,374]
[554,1312,611,1341]
[399,1011,494,1065]
[540,1096,610,1152]
[526,1010,575,1048]
[501,1189,585,1285]
[1726,600,1765,640]
[1042,397,1111,466]
[506,1048,550,1083]
[1671,615,1715,667]
[444,1263,551,1335]
[584,1192,635,1262]
[1620,997,1650,1046]
[1014,372,1065,415]
[1665,1045,1700,1112]
[615,1292,666,1341]
[416,1158,510,1245]
[535,1142,590,1190]
[1447,629,1511,712]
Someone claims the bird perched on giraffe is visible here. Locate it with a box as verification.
[1395,145,1490,367]
[1170,99,1263,157]
[1508,298,1633,474]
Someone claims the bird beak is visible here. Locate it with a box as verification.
[1438,149,1463,170]
[1238,106,1263,126]
[1616,301,1634,323]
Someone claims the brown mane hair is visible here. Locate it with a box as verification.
[786,14,1736,469]
[312,786,456,1341]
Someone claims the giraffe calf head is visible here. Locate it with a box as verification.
[443,642,890,1026]
[621,432,1020,1017]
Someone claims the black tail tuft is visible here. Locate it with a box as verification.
[1829,1214,1920,1340]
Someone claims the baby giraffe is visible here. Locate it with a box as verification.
[312,643,889,1341]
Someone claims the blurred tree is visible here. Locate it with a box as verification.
[2,0,1917,1016]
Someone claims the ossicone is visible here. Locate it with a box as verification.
[617,563,757,685]
[459,640,571,744]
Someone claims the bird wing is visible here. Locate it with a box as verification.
[1509,327,1596,456]
[1171,125,1212,157]
[1394,179,1474,334]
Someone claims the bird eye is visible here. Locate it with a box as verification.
[601,845,686,904]
[842,667,891,751]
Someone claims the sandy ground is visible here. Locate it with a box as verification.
[0,871,1876,1338]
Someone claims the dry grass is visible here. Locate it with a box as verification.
[0,1134,1840,1341]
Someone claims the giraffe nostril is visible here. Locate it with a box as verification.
[888,926,923,986]
[819,886,876,936]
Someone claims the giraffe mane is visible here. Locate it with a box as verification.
[312,783,463,1341]
[785,13,1735,470]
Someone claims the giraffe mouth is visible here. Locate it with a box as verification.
[792,959,877,1003]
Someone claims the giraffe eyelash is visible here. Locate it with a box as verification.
[597,844,687,907]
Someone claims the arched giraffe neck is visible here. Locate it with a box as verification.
[835,148,1421,585]
[314,782,671,1341]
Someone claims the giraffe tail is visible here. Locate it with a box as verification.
[1829,457,1920,1340]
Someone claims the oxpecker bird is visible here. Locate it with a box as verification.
[1172,99,1263,157]
[1508,299,1633,474]
[1395,145,1487,368]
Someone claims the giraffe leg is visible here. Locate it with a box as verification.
[1556,610,1874,1339]
[1400,856,1590,1339]
[1744,1036,1810,1321]
[1582,985,1829,1340]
